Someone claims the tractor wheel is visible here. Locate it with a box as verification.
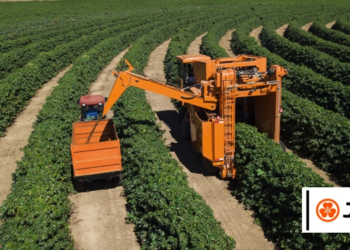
[202,156,220,174]
[74,179,85,192]
[181,118,191,140]
[280,140,287,152]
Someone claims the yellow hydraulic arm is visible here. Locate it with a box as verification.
[103,60,217,116]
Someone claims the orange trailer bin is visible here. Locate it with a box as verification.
[71,119,122,188]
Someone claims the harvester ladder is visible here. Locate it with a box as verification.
[222,81,235,158]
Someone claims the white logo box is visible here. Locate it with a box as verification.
[302,187,350,233]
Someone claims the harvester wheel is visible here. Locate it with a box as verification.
[74,179,85,192]
[279,140,287,152]
[220,167,227,179]
[202,156,220,174]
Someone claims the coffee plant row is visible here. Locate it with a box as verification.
[0,9,241,248]
[0,19,127,79]
[231,16,350,182]
[201,11,350,249]
[259,22,350,86]
[112,87,235,249]
[309,21,350,47]
[0,0,180,35]
[202,8,350,118]
[284,22,350,63]
[1,3,349,249]
[0,16,122,54]
[0,10,192,137]
[113,9,242,249]
[233,123,350,249]
[0,17,166,248]
[333,18,350,35]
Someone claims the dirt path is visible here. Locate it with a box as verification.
[276,24,289,36]
[219,29,236,57]
[68,48,140,250]
[250,26,263,45]
[188,32,207,54]
[0,65,71,208]
[144,39,170,81]
[284,148,339,187]
[144,36,274,250]
[299,156,339,186]
[301,22,313,31]
[326,20,336,29]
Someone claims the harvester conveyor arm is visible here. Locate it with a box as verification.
[103,60,217,116]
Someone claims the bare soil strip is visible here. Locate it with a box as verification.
[276,24,289,36]
[144,39,171,81]
[0,65,72,208]
[219,29,236,57]
[301,22,313,31]
[250,26,263,45]
[68,48,140,250]
[299,155,339,187]
[284,147,339,186]
[188,32,207,54]
[326,21,336,29]
[144,37,274,250]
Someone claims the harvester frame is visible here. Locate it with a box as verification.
[102,54,288,179]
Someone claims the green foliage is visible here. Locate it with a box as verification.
[309,21,350,47]
[284,22,350,63]
[230,21,350,118]
[281,90,350,185]
[164,11,245,84]
[0,8,238,248]
[230,20,350,186]
[112,9,236,249]
[2,1,350,249]
[0,16,120,53]
[332,19,350,35]
[233,123,349,250]
[0,18,166,249]
[116,16,190,72]
[0,21,123,79]
[202,14,350,249]
[260,22,350,86]
[118,9,234,73]
[112,87,235,249]
[0,13,171,137]
[200,19,238,59]
[200,7,283,58]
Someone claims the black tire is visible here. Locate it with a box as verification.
[181,118,191,140]
[202,156,220,174]
[279,140,287,152]
[74,179,85,192]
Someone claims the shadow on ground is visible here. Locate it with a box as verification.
[73,178,120,193]
[156,109,213,176]
[157,109,279,247]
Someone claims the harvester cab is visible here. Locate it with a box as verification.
[176,55,211,86]
[78,95,106,121]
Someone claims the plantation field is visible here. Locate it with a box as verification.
[1,0,350,249]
